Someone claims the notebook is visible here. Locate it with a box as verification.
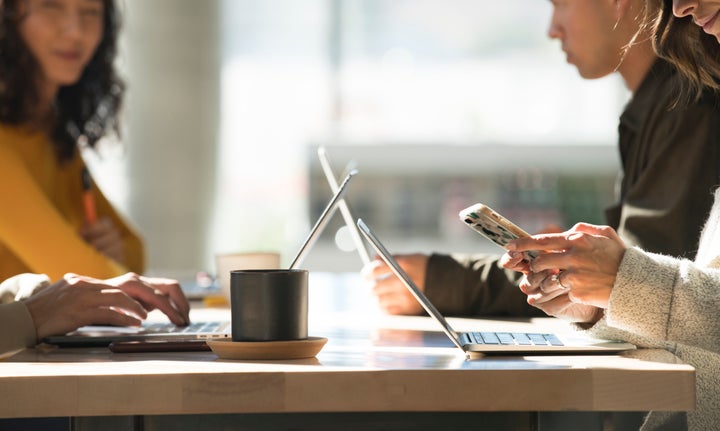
[356,218,636,358]
[42,171,358,348]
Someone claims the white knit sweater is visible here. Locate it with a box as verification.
[585,189,720,430]
[0,273,48,358]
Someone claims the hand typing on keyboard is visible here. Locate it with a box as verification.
[22,272,191,341]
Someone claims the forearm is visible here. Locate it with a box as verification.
[424,253,542,317]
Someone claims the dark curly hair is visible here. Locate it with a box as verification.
[0,0,124,162]
[648,0,720,101]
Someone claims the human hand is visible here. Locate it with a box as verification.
[361,254,428,315]
[100,272,191,326]
[506,223,627,309]
[499,250,532,273]
[79,217,126,264]
[501,250,600,322]
[518,269,604,323]
[23,273,147,340]
[22,273,191,340]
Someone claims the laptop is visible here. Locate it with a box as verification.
[356,218,636,358]
[317,146,371,266]
[42,170,358,348]
[290,167,357,268]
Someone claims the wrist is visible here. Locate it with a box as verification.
[576,308,604,329]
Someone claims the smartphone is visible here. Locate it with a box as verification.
[458,203,538,259]
[108,340,210,353]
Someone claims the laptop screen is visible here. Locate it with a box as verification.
[356,218,465,350]
[289,168,357,269]
[317,146,371,265]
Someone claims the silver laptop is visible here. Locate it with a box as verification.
[42,171,358,348]
[317,146,371,266]
[356,218,636,358]
[289,167,357,268]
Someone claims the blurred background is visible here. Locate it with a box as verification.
[86,0,627,280]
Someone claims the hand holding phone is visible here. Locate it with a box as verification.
[458,203,538,260]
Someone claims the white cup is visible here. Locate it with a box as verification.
[215,252,281,304]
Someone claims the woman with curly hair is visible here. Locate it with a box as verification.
[0,0,190,357]
[0,0,144,280]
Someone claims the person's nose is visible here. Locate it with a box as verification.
[673,0,698,18]
[547,12,562,40]
[57,10,84,38]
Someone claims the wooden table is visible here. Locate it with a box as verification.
[0,272,695,430]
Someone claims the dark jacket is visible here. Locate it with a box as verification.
[424,59,720,316]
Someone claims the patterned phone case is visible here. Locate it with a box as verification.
[459,203,538,259]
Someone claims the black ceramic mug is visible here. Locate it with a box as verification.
[230,269,308,341]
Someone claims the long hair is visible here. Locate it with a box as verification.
[649,0,720,100]
[0,0,124,162]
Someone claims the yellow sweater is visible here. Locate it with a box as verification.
[0,124,145,281]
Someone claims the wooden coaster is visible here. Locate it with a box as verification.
[207,336,327,360]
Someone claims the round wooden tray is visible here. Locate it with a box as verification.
[207,336,328,360]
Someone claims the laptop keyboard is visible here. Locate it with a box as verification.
[141,321,223,334]
[465,331,564,346]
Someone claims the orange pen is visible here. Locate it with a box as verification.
[81,168,97,224]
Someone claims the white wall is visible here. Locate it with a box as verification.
[117,0,221,277]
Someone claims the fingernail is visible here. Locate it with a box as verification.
[505,243,516,251]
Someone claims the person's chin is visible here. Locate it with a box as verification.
[52,73,84,87]
[46,59,87,85]
[577,69,606,80]
[566,56,598,79]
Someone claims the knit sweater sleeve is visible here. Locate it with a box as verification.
[588,247,720,355]
[0,274,50,357]
[0,302,37,358]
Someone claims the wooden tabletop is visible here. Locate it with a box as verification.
[0,306,695,419]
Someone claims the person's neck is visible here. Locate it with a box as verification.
[616,39,657,94]
[31,81,59,131]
